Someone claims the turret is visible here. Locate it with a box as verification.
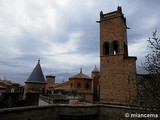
[92,66,100,101]
[45,75,56,93]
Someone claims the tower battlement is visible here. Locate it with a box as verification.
[99,6,127,29]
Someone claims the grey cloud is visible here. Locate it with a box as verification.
[1,0,160,84]
[126,1,160,44]
[16,30,48,54]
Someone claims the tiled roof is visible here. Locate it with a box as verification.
[25,60,46,84]
[69,68,91,79]
[0,80,12,86]
[54,81,70,89]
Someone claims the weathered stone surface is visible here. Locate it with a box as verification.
[0,104,156,120]
[99,7,137,105]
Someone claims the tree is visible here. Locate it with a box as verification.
[138,29,160,112]
[141,29,160,74]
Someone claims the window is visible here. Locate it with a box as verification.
[77,83,81,88]
[111,41,119,55]
[86,83,89,90]
[103,42,109,55]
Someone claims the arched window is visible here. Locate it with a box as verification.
[111,41,119,55]
[103,42,109,55]
[86,83,90,90]
[77,83,81,88]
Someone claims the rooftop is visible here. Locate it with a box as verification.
[25,60,46,84]
[69,68,91,80]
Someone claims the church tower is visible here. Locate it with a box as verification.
[98,7,137,104]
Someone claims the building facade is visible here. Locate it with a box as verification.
[69,68,93,102]
[24,60,46,98]
[99,7,137,104]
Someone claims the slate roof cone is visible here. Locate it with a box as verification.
[25,60,46,83]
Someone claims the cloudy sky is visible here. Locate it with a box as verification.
[0,0,160,84]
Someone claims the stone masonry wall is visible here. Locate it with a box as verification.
[0,104,157,120]
[100,55,137,104]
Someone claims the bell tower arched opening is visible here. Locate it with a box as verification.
[111,41,119,55]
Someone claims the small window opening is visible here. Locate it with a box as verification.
[86,83,89,90]
[112,41,118,55]
[77,83,81,88]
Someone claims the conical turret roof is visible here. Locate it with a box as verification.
[25,60,46,84]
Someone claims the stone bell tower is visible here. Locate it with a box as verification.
[98,6,137,105]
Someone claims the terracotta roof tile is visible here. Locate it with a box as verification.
[69,70,91,79]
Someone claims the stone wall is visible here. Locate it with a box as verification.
[0,105,98,120]
[100,55,137,104]
[24,83,46,96]
[0,104,156,120]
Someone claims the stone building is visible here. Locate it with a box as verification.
[98,6,137,104]
[0,80,12,93]
[0,80,24,95]
[69,68,93,102]
[51,68,94,102]
[0,80,24,108]
[69,68,92,91]
[24,60,46,98]
[45,75,55,93]
[92,66,100,101]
